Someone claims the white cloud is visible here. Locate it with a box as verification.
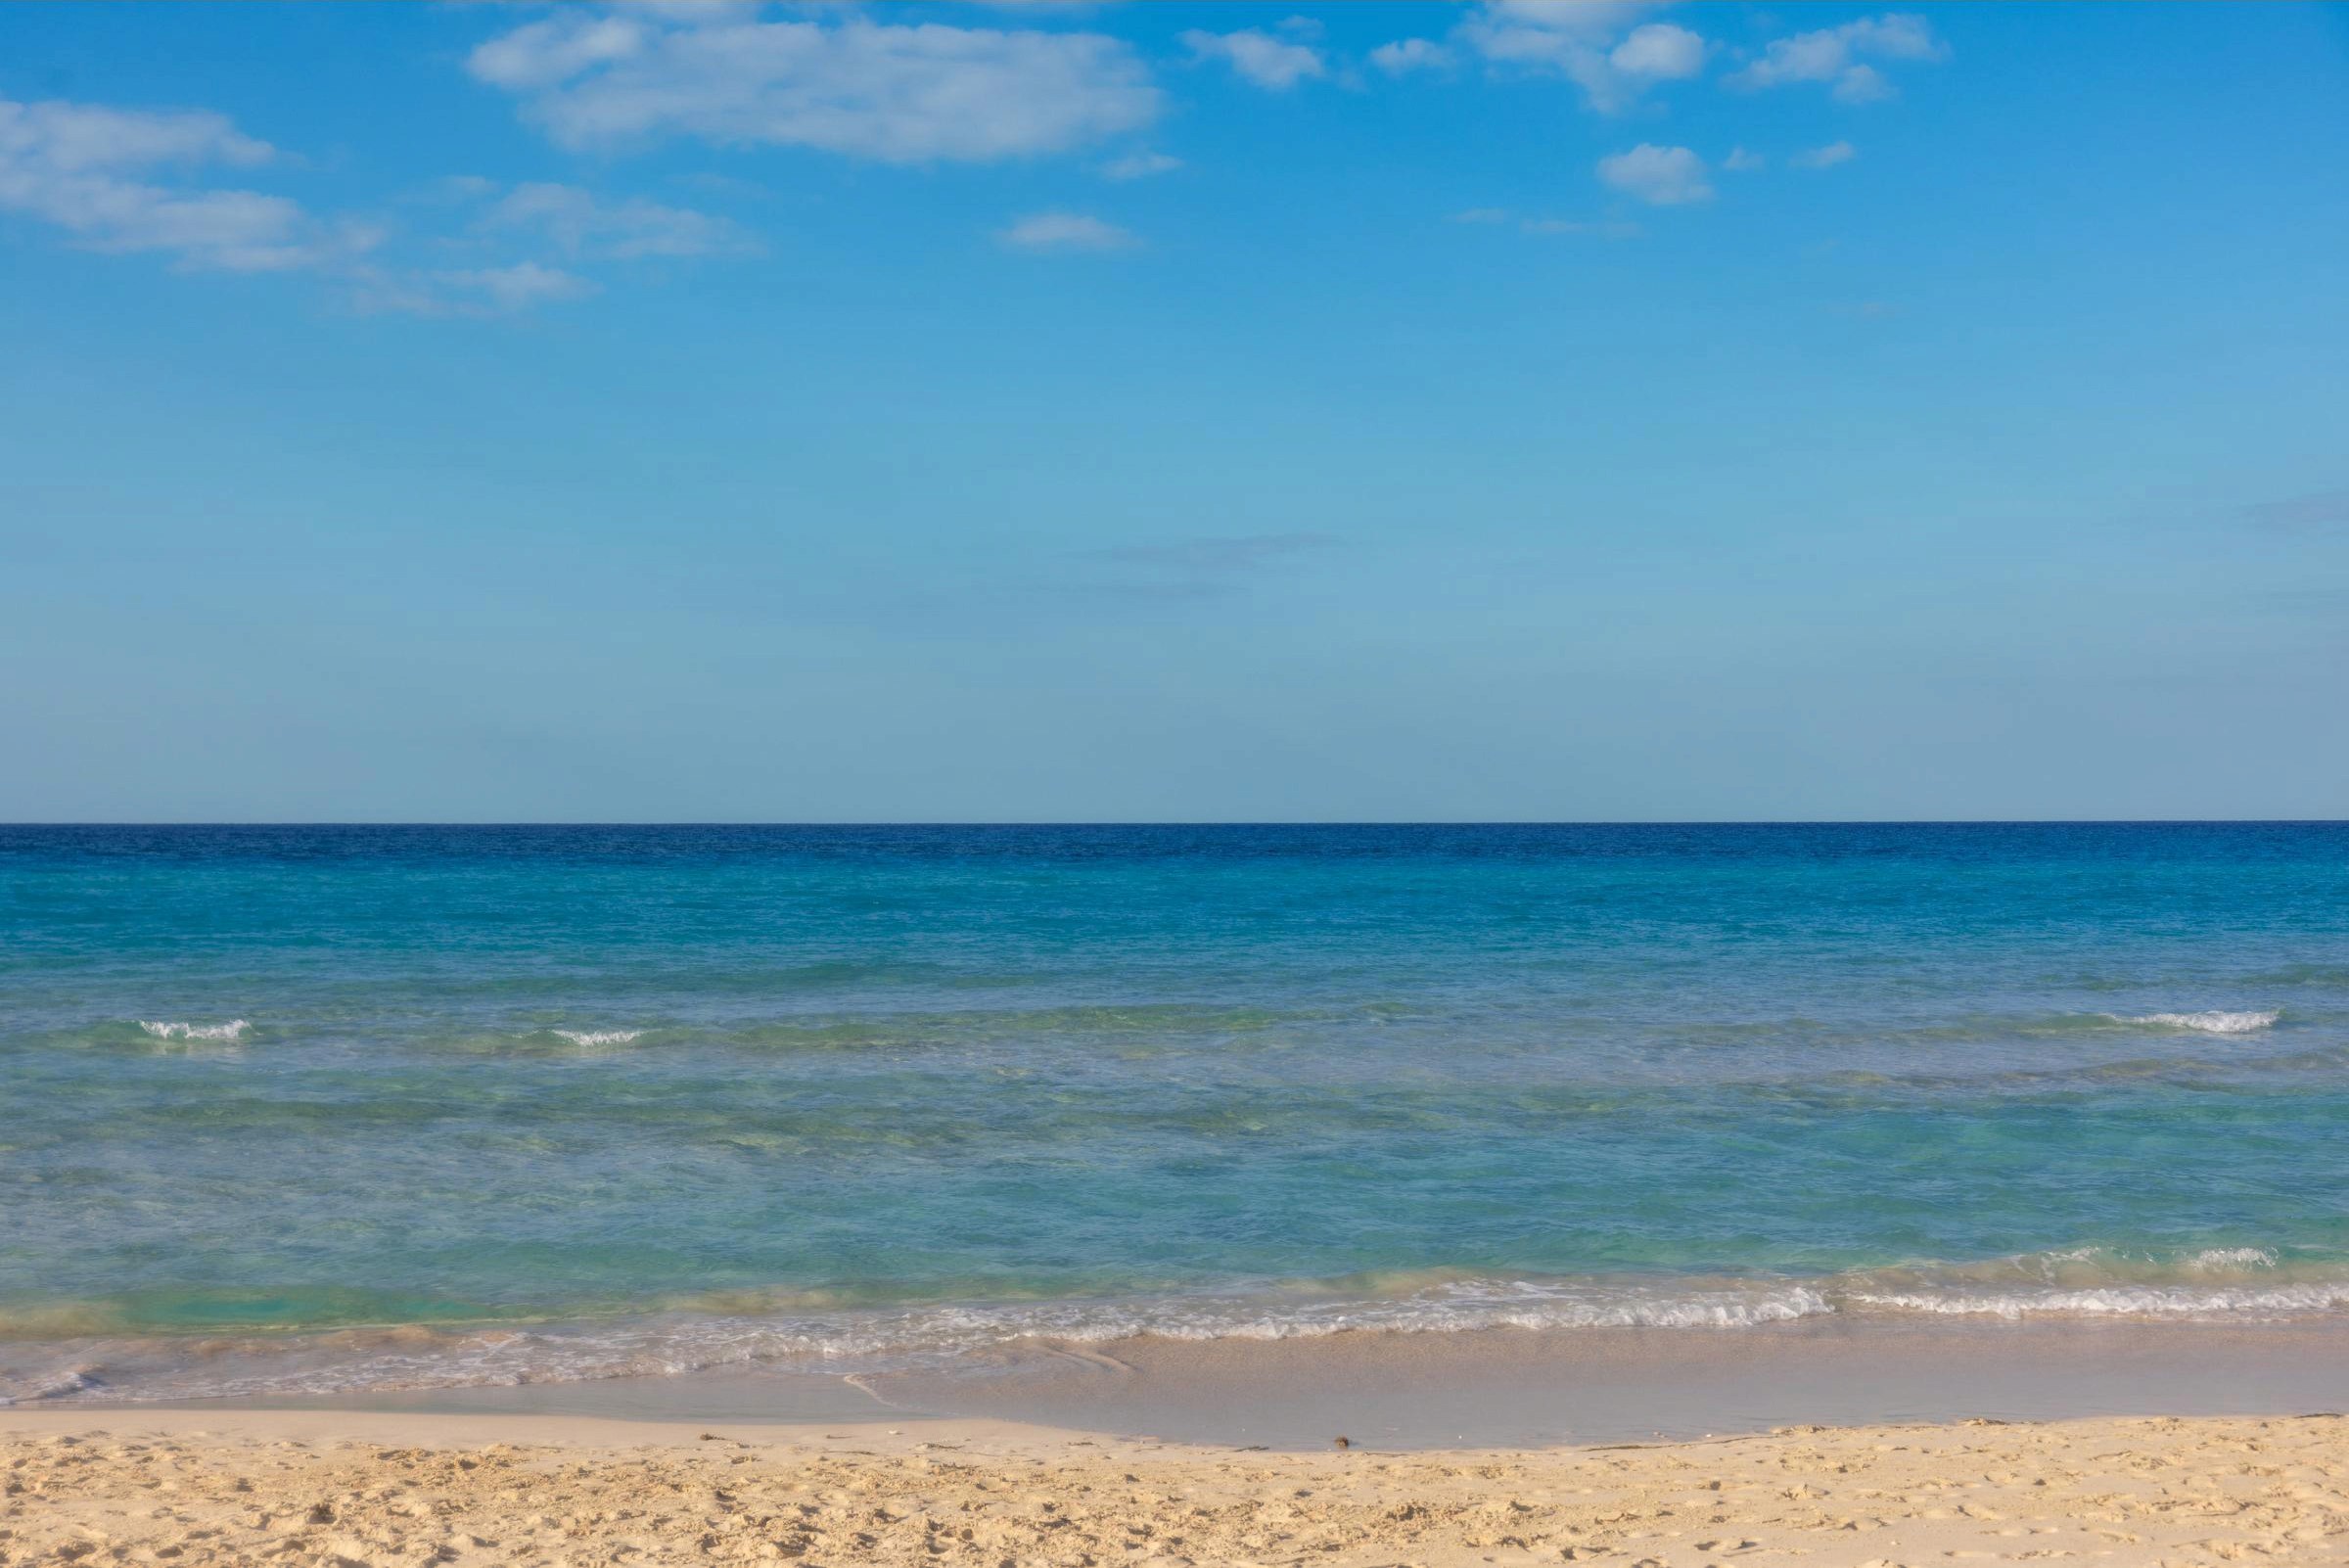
[1726,13,1947,103]
[603,0,760,18]
[996,210,1136,252]
[432,173,501,202]
[438,261,598,311]
[0,96,745,317]
[468,10,1161,161]
[1723,146,1764,171]
[1596,143,1712,206]
[1370,38,1453,75]
[1450,207,1512,223]
[470,14,652,93]
[1456,2,1705,113]
[1607,23,1704,80]
[1180,27,1326,90]
[1791,140,1857,169]
[1099,150,1181,180]
[1481,2,1658,37]
[478,181,757,257]
[0,97,273,172]
[1829,65,1895,105]
[0,96,367,272]
[352,260,600,318]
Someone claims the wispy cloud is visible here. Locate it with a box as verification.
[1180,26,1327,90]
[1597,144,1712,207]
[1369,38,1453,76]
[371,176,754,312]
[350,260,599,318]
[1,95,746,317]
[1791,140,1858,170]
[996,210,1137,252]
[1726,13,1948,104]
[437,261,600,312]
[0,96,372,273]
[468,8,1161,161]
[475,181,758,258]
[2243,490,2349,530]
[1099,150,1181,181]
[1521,215,1641,238]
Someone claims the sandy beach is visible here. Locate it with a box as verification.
[6,1406,2346,1566]
[10,0,2347,1545]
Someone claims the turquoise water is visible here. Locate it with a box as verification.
[4,824,2348,1402]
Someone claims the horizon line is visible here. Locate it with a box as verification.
[4,820,2347,830]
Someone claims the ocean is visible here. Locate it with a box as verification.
[4,822,2346,1408]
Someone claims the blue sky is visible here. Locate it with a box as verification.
[2,1,2345,821]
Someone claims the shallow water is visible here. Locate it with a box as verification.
[4,823,2347,1404]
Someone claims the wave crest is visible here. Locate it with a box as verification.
[0,1280,1841,1406]
[2117,1010,2278,1034]
[1848,1281,2349,1319]
[10,1247,2349,1407]
[552,1029,644,1046]
[0,1363,103,1407]
[136,1019,250,1041]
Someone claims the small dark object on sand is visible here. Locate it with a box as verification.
[1332,1436,1351,1449]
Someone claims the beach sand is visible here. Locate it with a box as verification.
[6,1406,2346,1566]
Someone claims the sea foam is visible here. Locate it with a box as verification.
[1838,1243,2340,1320]
[136,1019,250,1041]
[0,1279,1845,1405]
[16,1253,2349,1407]
[2120,1010,2279,1034]
[2188,1247,2279,1273]
[553,1029,644,1046]
[0,1363,102,1407]
[1846,1281,2349,1319]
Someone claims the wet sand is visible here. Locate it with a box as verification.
[856,1316,2349,1449]
[159,1315,2349,1451]
[12,1320,2349,1563]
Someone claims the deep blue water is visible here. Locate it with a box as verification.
[3,823,2347,1401]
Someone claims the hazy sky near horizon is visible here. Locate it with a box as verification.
[3,2,2345,822]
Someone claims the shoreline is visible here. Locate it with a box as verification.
[21,1314,2349,1451]
[6,1404,2344,1565]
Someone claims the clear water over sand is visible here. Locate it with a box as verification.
[5,824,2347,1407]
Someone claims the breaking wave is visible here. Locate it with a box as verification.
[1845,1282,2349,1318]
[0,1279,1838,1406]
[9,1246,2349,1406]
[551,1029,645,1047]
[136,1019,251,1041]
[0,1363,103,1407]
[2116,1010,2279,1034]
